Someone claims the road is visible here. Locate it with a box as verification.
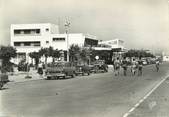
[128,71,169,117]
[0,63,169,117]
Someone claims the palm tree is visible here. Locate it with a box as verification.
[69,44,81,63]
[29,51,41,69]
[80,47,91,65]
[0,46,17,72]
[52,49,61,62]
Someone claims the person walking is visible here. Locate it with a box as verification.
[114,57,121,76]
[122,57,128,76]
[138,57,143,76]
[37,61,43,76]
[155,60,160,72]
[131,58,137,76]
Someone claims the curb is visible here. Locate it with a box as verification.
[8,77,45,84]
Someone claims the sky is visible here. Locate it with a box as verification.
[0,0,169,53]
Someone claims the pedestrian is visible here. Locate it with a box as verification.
[114,57,121,76]
[38,61,43,76]
[137,57,143,76]
[131,58,137,76]
[155,60,160,72]
[112,58,115,71]
[122,57,128,76]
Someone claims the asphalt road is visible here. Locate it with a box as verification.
[128,73,169,117]
[0,63,169,117]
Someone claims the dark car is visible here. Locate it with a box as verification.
[0,72,9,90]
[75,65,90,76]
[92,60,108,73]
[18,60,30,72]
[45,62,76,80]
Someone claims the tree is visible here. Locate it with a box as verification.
[29,51,41,69]
[69,44,81,62]
[0,46,17,72]
[80,47,91,64]
[39,46,54,64]
[124,49,154,58]
[39,48,49,64]
[52,49,61,62]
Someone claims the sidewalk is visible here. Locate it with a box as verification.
[8,67,45,83]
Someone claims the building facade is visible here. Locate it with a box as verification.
[10,23,98,63]
[98,39,126,51]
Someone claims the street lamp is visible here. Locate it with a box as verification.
[64,19,70,62]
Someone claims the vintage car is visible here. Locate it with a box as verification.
[75,65,90,76]
[45,62,76,80]
[18,60,30,72]
[92,60,108,73]
[0,72,9,90]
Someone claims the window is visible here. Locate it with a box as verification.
[24,30,31,34]
[13,41,40,47]
[14,30,20,34]
[46,28,49,32]
[24,42,31,46]
[14,29,41,35]
[33,42,41,46]
[36,29,40,33]
[46,41,49,44]
[20,31,24,34]
[84,38,98,47]
[53,38,65,41]
[14,42,21,46]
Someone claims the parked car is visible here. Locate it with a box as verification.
[92,60,108,73]
[0,72,9,90]
[18,60,30,72]
[45,62,76,80]
[75,65,90,76]
[142,60,147,65]
[89,64,95,73]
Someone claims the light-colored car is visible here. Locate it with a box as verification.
[142,59,147,65]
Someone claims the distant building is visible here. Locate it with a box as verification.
[162,52,169,62]
[10,23,97,63]
[98,39,127,59]
[98,39,127,52]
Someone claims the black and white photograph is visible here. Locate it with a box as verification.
[0,0,169,117]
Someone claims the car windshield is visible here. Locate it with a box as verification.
[47,62,65,67]
[55,62,65,67]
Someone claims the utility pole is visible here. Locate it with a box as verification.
[64,19,70,62]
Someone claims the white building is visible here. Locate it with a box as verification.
[98,39,127,52]
[162,52,169,62]
[51,33,97,50]
[10,23,98,63]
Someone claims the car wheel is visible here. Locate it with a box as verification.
[54,76,57,80]
[47,77,50,80]
[82,73,84,76]
[0,83,3,90]
[71,73,75,78]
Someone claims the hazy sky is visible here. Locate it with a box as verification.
[0,0,169,52]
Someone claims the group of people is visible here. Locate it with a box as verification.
[113,57,160,76]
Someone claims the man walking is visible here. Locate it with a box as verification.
[131,58,137,76]
[114,57,121,76]
[155,60,160,72]
[138,57,143,76]
[122,57,128,76]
